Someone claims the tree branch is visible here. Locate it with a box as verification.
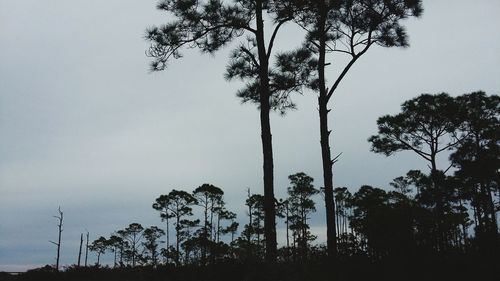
[240,46,260,68]
[326,30,374,101]
[267,18,291,60]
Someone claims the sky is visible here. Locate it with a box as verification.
[1,0,499,271]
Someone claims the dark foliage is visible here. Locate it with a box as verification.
[2,256,497,281]
[3,91,498,281]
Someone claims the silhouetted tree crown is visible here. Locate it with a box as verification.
[369,93,462,171]
[145,0,309,262]
[271,0,423,259]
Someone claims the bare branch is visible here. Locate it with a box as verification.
[332,152,343,165]
[267,18,291,60]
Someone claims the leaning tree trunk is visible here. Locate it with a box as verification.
[255,0,277,263]
[77,233,83,266]
[317,5,338,259]
[54,208,63,271]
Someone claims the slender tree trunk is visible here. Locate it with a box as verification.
[132,233,136,267]
[210,201,215,241]
[176,211,180,265]
[248,189,253,243]
[202,198,208,263]
[486,185,498,234]
[52,207,63,271]
[317,5,337,259]
[255,0,277,263]
[342,202,345,236]
[153,248,157,267]
[292,231,295,248]
[166,214,170,247]
[474,134,498,237]
[85,232,89,267]
[335,200,340,238]
[114,247,117,267]
[77,233,83,267]
[119,244,123,267]
[301,198,307,255]
[166,216,170,263]
[257,215,261,245]
[286,202,290,249]
[429,155,445,251]
[217,213,221,243]
[474,203,482,232]
[472,200,478,233]
[56,226,61,271]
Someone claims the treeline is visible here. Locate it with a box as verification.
[79,91,498,268]
[366,91,499,257]
[145,0,425,262]
[84,173,321,267]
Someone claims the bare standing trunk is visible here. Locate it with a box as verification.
[77,233,83,266]
[85,231,89,267]
[49,207,63,271]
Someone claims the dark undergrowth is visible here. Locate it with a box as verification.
[1,254,497,281]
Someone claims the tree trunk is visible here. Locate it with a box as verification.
[166,215,170,263]
[335,199,340,237]
[248,191,253,242]
[202,197,208,263]
[54,208,63,271]
[255,0,277,263]
[77,233,83,266]
[317,5,337,259]
[119,244,124,267]
[429,152,443,251]
[286,202,290,249]
[257,215,261,245]
[210,201,215,241]
[176,211,180,265]
[217,213,221,243]
[85,232,89,267]
[132,232,136,267]
[486,185,498,234]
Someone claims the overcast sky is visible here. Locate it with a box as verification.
[1,0,499,271]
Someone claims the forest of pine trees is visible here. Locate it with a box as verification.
[9,91,490,281]
[3,1,498,281]
[28,92,497,275]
